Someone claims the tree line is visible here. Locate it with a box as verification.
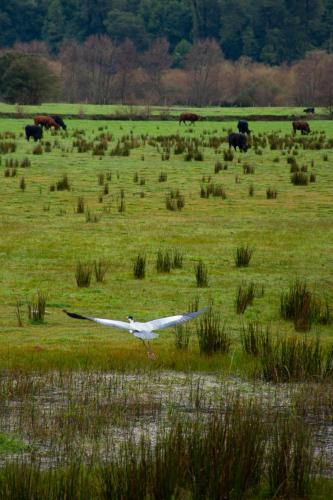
[1,39,332,111]
[1,0,332,65]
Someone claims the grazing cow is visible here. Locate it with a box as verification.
[25,124,43,142]
[292,121,310,135]
[228,132,248,152]
[51,115,67,130]
[34,115,60,130]
[179,112,200,125]
[303,107,315,114]
[237,120,251,134]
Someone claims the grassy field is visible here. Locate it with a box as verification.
[1,111,333,495]
[0,115,332,371]
[0,102,329,117]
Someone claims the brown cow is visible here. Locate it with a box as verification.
[34,115,60,130]
[292,121,310,135]
[179,112,200,125]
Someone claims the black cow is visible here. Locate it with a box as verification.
[228,132,248,152]
[25,124,43,142]
[303,107,315,114]
[51,115,67,130]
[237,120,251,134]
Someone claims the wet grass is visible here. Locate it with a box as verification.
[0,116,331,373]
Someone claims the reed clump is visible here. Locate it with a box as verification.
[234,245,254,267]
[197,307,231,355]
[75,261,92,287]
[27,290,47,323]
[133,254,146,279]
[195,260,208,287]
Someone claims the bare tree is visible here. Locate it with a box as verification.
[185,39,223,106]
[141,38,172,104]
[114,39,138,104]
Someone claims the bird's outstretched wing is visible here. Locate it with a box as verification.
[144,308,208,331]
[63,310,132,331]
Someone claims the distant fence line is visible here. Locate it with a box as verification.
[0,112,332,122]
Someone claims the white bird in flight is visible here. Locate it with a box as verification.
[63,307,207,359]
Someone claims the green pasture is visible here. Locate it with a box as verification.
[0,117,332,372]
[0,102,329,117]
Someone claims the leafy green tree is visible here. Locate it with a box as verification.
[173,39,192,68]
[42,0,65,52]
[104,9,148,49]
[0,53,58,104]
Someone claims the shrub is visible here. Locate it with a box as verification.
[234,245,253,267]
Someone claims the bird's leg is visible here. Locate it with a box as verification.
[146,341,157,360]
[139,339,156,359]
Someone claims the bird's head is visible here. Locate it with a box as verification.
[127,315,134,321]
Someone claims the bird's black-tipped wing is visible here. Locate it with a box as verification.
[64,310,92,321]
[63,310,132,331]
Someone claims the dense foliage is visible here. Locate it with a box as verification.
[1,0,333,64]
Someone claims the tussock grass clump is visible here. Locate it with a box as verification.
[214,160,223,173]
[291,171,308,185]
[249,184,254,196]
[133,254,146,279]
[118,198,126,213]
[27,290,47,323]
[165,190,185,211]
[175,324,191,350]
[156,249,172,273]
[20,158,31,168]
[259,335,333,382]
[76,197,85,213]
[266,187,277,199]
[133,172,139,183]
[195,260,209,287]
[267,416,314,498]
[223,149,234,161]
[158,171,167,182]
[234,245,254,267]
[32,144,43,155]
[56,174,70,191]
[197,307,231,355]
[243,163,255,174]
[310,172,316,183]
[240,322,268,356]
[85,209,100,223]
[281,279,331,331]
[194,150,204,161]
[0,142,16,154]
[103,183,109,195]
[93,259,109,282]
[236,282,256,314]
[75,261,92,288]
[19,177,26,191]
[97,173,104,185]
[172,248,184,268]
